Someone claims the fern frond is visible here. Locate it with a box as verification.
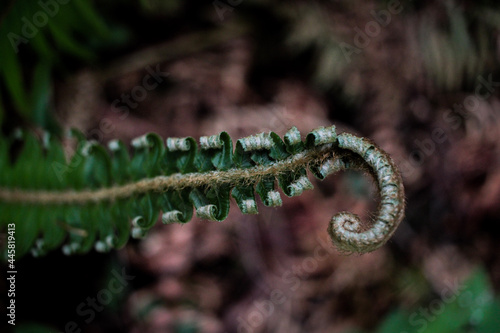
[0,126,405,258]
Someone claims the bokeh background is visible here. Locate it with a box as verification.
[1,0,500,332]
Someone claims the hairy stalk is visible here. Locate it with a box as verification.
[0,149,327,204]
[0,126,405,257]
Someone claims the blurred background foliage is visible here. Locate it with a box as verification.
[1,0,500,332]
[0,0,127,131]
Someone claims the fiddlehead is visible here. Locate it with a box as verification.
[0,126,405,258]
[316,134,405,253]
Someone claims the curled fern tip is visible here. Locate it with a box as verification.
[0,125,405,258]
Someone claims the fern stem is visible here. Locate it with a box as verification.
[0,127,405,255]
[0,149,328,204]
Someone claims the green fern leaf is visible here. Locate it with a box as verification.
[0,126,405,259]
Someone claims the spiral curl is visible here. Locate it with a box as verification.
[324,133,405,253]
[0,126,405,257]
